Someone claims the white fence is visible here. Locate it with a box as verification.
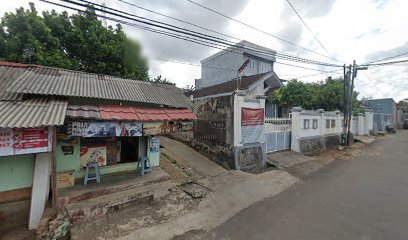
[265,117,291,152]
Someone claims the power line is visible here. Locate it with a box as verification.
[154,58,340,75]
[363,50,408,65]
[57,0,343,68]
[185,0,341,63]
[86,0,341,67]
[361,58,408,67]
[116,0,241,42]
[284,0,333,59]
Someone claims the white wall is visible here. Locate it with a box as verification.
[291,108,342,153]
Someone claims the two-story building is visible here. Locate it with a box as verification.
[195,40,282,117]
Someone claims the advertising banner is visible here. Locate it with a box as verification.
[0,127,51,157]
[143,122,162,136]
[71,121,142,137]
[241,108,265,144]
[80,145,107,167]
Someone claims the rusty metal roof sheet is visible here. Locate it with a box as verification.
[67,104,198,121]
[6,65,193,108]
[66,105,101,119]
[0,97,68,128]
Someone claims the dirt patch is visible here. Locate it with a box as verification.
[70,188,199,240]
[179,182,211,199]
[160,153,190,184]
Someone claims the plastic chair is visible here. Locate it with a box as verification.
[84,161,101,185]
[138,156,152,176]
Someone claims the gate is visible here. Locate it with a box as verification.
[265,117,291,153]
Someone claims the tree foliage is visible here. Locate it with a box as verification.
[268,77,361,113]
[397,100,408,113]
[0,3,149,81]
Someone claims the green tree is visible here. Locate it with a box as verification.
[0,3,149,80]
[397,100,408,113]
[268,77,361,113]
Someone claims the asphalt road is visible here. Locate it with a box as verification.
[197,131,408,240]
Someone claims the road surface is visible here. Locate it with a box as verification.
[183,131,408,240]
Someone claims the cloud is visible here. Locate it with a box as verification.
[364,41,408,62]
[121,0,249,63]
[280,0,337,19]
[276,20,304,52]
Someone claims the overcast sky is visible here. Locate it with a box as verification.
[1,0,407,102]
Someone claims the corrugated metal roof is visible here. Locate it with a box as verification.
[66,105,101,119]
[6,65,194,108]
[66,104,198,121]
[100,105,197,121]
[0,65,26,100]
[0,97,68,128]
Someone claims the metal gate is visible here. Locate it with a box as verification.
[265,117,291,153]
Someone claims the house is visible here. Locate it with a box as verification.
[0,61,196,232]
[195,40,282,117]
[196,40,277,89]
[187,72,282,171]
[365,98,397,129]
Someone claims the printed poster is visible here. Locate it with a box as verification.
[143,122,162,136]
[150,138,160,153]
[0,127,51,157]
[80,146,107,168]
[241,108,265,144]
[71,121,142,137]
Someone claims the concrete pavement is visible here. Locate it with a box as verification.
[192,131,408,240]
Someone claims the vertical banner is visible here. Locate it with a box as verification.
[241,108,265,144]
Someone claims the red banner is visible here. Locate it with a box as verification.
[0,127,50,156]
[241,108,264,126]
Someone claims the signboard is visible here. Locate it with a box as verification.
[71,121,142,137]
[0,127,51,157]
[80,145,107,168]
[241,108,265,144]
[143,122,162,136]
[143,121,193,136]
[150,137,160,153]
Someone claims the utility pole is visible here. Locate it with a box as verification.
[342,64,351,146]
[343,60,368,146]
[346,60,356,146]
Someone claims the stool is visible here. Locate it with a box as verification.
[84,161,101,185]
[138,156,152,176]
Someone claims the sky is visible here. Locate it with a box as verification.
[1,0,407,102]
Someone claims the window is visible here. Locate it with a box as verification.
[326,119,330,128]
[313,119,318,129]
[304,119,310,129]
[331,119,336,128]
[248,59,256,70]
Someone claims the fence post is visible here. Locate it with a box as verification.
[290,107,302,153]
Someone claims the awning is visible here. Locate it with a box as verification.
[66,104,197,121]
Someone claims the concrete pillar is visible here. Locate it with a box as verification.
[29,153,51,230]
[290,107,302,153]
[365,110,374,135]
[357,113,364,136]
[335,111,341,135]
